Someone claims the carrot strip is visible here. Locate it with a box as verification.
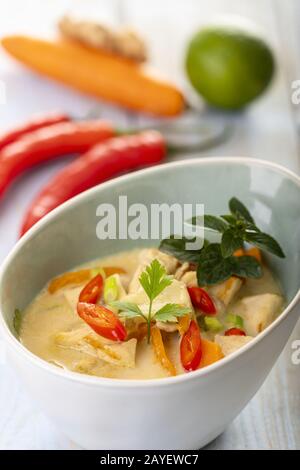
[151,326,176,376]
[199,338,224,368]
[102,266,126,277]
[48,270,91,293]
[245,247,262,263]
[48,266,126,293]
[233,248,244,257]
[177,315,191,336]
[234,247,261,262]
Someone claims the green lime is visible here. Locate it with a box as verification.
[185,27,275,109]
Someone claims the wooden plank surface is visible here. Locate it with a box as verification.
[0,0,299,450]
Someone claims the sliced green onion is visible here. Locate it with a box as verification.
[90,267,106,279]
[225,314,244,329]
[204,316,223,332]
[104,275,119,304]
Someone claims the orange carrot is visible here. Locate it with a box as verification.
[48,266,125,293]
[102,266,126,277]
[199,338,223,368]
[234,247,261,262]
[177,315,191,335]
[1,35,185,117]
[245,247,262,263]
[151,326,176,376]
[233,248,244,257]
[48,269,91,294]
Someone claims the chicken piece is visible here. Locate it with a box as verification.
[208,277,243,307]
[54,325,92,346]
[156,321,178,333]
[128,249,179,293]
[94,338,137,368]
[232,293,283,336]
[55,328,99,358]
[55,326,137,368]
[174,262,190,281]
[215,335,253,356]
[72,356,98,374]
[180,271,197,287]
[179,272,241,307]
[123,278,193,316]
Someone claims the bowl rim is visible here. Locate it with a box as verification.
[0,156,300,389]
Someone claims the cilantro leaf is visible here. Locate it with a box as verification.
[139,259,172,302]
[154,304,191,322]
[110,301,145,319]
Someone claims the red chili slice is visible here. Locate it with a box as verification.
[180,320,202,372]
[77,302,126,341]
[79,274,103,304]
[187,286,216,314]
[225,328,246,337]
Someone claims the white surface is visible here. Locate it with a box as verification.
[0,0,299,450]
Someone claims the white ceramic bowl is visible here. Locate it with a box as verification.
[0,157,299,449]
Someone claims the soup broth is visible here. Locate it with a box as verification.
[20,248,284,380]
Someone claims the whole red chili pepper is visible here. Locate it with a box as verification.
[20,131,166,235]
[0,120,115,198]
[0,112,70,151]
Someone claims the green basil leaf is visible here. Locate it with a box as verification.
[197,244,262,285]
[159,236,203,263]
[245,231,285,258]
[232,255,262,278]
[243,221,261,233]
[197,244,234,286]
[203,215,228,233]
[221,229,244,258]
[221,214,237,225]
[229,197,254,224]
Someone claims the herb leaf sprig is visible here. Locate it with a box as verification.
[160,197,285,286]
[197,243,261,285]
[203,197,285,259]
[111,259,190,343]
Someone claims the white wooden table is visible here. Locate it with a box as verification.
[0,0,299,450]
